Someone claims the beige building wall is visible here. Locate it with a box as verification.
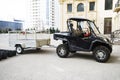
[59,0,97,31]
[114,0,120,31]
[97,0,116,33]
[59,0,116,34]
[114,12,120,30]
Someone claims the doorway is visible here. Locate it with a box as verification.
[104,18,112,34]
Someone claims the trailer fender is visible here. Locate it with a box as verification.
[15,44,25,48]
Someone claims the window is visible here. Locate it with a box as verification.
[77,3,84,12]
[67,4,72,12]
[89,2,95,11]
[105,0,113,10]
[104,18,112,34]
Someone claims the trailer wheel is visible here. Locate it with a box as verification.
[16,46,24,54]
[93,46,110,63]
[56,44,69,58]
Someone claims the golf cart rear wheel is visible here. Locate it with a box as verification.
[56,44,69,58]
[93,46,110,63]
[16,46,24,54]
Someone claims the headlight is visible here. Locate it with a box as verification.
[104,38,111,43]
[104,38,107,42]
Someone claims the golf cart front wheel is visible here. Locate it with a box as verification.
[16,46,24,54]
[93,46,110,63]
[56,44,69,58]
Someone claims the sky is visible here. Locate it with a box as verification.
[0,0,29,21]
[0,0,47,29]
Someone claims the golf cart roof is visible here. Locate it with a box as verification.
[68,17,92,22]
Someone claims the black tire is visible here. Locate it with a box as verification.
[7,50,16,57]
[0,52,2,60]
[93,46,110,63]
[1,51,7,59]
[56,44,69,58]
[12,51,17,56]
[36,48,41,51]
[16,45,24,54]
[6,50,13,57]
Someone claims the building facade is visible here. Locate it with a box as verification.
[59,0,116,34]
[46,0,49,25]
[30,0,60,31]
[48,0,60,29]
[114,0,120,30]
[30,0,46,31]
[0,20,23,32]
[49,0,55,28]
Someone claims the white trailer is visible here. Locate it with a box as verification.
[8,31,50,54]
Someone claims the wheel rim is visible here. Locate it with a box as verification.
[96,50,106,60]
[58,47,66,56]
[16,47,22,53]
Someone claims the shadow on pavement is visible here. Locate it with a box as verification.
[108,55,120,64]
[23,48,55,54]
[69,52,120,63]
[69,52,94,61]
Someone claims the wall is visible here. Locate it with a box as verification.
[59,0,116,34]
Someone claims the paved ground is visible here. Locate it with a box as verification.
[0,34,120,80]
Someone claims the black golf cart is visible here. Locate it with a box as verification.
[54,17,112,63]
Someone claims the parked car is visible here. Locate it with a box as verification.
[54,17,112,63]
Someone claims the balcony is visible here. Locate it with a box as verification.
[114,2,120,12]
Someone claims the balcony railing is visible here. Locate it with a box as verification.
[114,1,120,12]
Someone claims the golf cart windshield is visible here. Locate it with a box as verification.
[88,21,100,35]
[67,18,100,36]
[78,21,100,36]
